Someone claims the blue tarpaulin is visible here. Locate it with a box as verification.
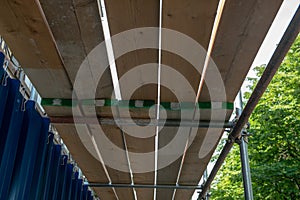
[0,52,95,200]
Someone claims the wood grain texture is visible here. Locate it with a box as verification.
[211,0,283,102]
[174,0,283,199]
[0,0,283,199]
[158,2,219,198]
[161,0,219,102]
[40,0,114,99]
[39,1,131,197]
[105,1,159,198]
[105,0,159,101]
[0,0,72,98]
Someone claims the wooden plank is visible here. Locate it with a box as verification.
[174,128,222,200]
[160,0,219,102]
[105,0,159,101]
[73,0,114,99]
[90,124,135,199]
[39,1,124,197]
[157,1,219,199]
[125,134,155,200]
[93,188,116,200]
[105,1,159,199]
[174,0,283,199]
[157,127,184,200]
[211,0,283,102]
[39,0,84,83]
[0,0,72,98]
[39,0,113,99]
[1,1,282,199]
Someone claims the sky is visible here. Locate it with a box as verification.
[192,1,300,199]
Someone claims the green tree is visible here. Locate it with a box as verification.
[210,35,300,199]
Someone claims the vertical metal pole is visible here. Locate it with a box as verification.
[236,91,253,200]
[203,169,210,200]
[198,169,210,200]
[239,136,253,200]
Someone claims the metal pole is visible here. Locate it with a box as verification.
[199,6,300,199]
[202,169,210,200]
[237,91,253,200]
[87,183,202,190]
[239,136,253,199]
[49,116,234,128]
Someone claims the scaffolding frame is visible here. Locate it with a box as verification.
[1,3,299,200]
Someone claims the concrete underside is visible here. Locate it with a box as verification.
[0,0,283,199]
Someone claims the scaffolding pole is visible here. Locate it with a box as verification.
[49,116,234,128]
[239,135,253,199]
[236,91,253,200]
[87,183,202,190]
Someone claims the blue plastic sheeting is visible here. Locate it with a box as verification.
[35,132,55,200]
[64,163,74,200]
[29,124,52,200]
[43,137,57,199]
[0,79,24,200]
[71,171,79,200]
[77,179,83,200]
[0,52,4,78]
[82,184,88,200]
[8,100,46,200]
[0,52,7,129]
[0,66,9,137]
[57,155,68,200]
[87,190,93,200]
[0,72,95,199]
[49,145,62,200]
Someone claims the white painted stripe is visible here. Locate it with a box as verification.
[95,99,105,107]
[98,0,122,100]
[211,102,223,109]
[154,0,163,199]
[170,102,181,110]
[135,100,144,108]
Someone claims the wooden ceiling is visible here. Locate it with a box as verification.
[0,0,283,199]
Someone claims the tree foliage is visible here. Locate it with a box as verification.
[210,35,300,199]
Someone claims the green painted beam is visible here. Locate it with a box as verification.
[41,98,234,110]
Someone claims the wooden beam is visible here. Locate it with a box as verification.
[211,0,283,102]
[105,0,159,101]
[158,1,219,198]
[39,0,127,198]
[105,1,159,199]
[174,0,283,199]
[39,0,113,99]
[0,0,72,98]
